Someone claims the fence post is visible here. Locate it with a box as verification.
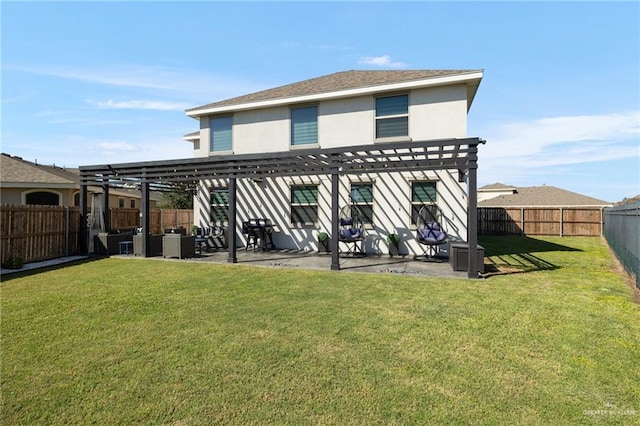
[65,206,69,257]
[560,207,563,237]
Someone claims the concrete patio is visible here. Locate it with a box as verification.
[116,248,475,279]
[1,249,480,280]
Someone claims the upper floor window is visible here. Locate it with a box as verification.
[210,188,229,224]
[291,185,318,225]
[210,116,233,152]
[291,106,318,146]
[351,183,374,225]
[375,94,408,139]
[130,199,136,208]
[411,181,437,225]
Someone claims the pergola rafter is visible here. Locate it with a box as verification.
[79,137,484,277]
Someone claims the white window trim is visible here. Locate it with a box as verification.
[210,115,234,154]
[289,104,319,148]
[374,93,410,142]
[410,180,438,229]
[289,184,319,228]
[350,182,375,228]
[210,187,230,225]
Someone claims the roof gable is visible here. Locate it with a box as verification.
[478,185,612,207]
[187,69,483,117]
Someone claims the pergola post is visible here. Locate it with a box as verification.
[467,143,479,279]
[330,161,340,271]
[79,183,88,254]
[102,182,110,233]
[227,175,238,264]
[141,180,150,257]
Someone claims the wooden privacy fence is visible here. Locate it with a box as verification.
[1,204,80,265]
[479,207,605,236]
[109,208,194,234]
[1,205,194,266]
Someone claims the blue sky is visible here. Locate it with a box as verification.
[2,1,639,203]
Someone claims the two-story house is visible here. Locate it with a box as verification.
[183,70,484,255]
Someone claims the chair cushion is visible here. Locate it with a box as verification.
[340,217,354,226]
[340,227,364,241]
[418,227,447,244]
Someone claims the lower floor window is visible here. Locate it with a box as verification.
[350,183,373,225]
[291,185,318,224]
[210,188,229,223]
[411,181,437,225]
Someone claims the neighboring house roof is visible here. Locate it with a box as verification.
[478,185,612,207]
[1,153,162,201]
[479,182,516,191]
[183,131,200,142]
[614,195,640,206]
[1,153,77,188]
[186,69,483,117]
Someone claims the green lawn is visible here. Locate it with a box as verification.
[2,237,639,425]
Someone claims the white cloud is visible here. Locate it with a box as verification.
[480,111,640,163]
[99,142,136,152]
[477,110,640,188]
[358,55,407,68]
[87,99,191,111]
[7,64,267,104]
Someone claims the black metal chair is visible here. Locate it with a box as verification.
[414,204,448,261]
[338,206,365,255]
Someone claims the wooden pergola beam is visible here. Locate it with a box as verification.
[79,137,485,277]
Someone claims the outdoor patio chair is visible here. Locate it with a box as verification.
[414,204,448,261]
[207,225,228,249]
[338,206,365,255]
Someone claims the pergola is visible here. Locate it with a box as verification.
[79,137,485,278]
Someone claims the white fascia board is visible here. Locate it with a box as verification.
[187,71,484,117]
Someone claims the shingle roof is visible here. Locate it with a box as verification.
[478,185,612,207]
[479,182,516,190]
[0,154,77,185]
[187,69,481,112]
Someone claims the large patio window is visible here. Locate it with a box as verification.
[210,188,229,223]
[375,94,408,139]
[291,185,318,224]
[411,181,437,225]
[210,116,232,152]
[351,183,374,225]
[291,106,318,146]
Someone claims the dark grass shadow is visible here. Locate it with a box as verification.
[0,255,104,282]
[479,236,582,277]
[479,236,582,257]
